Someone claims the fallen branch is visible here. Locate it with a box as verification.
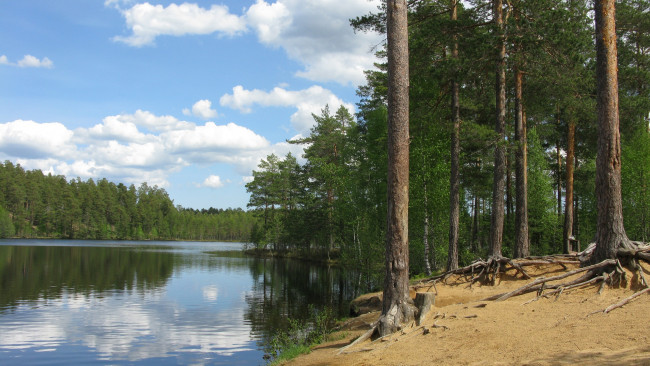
[431,320,449,330]
[603,287,650,314]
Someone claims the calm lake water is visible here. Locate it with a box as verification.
[0,240,364,365]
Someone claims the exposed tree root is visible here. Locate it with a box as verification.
[414,253,581,291]
[339,243,650,355]
[415,242,650,313]
[602,287,650,313]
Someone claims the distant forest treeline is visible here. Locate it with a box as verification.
[0,161,256,241]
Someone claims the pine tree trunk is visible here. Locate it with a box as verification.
[591,0,631,263]
[424,184,432,276]
[563,120,576,253]
[514,69,529,258]
[380,0,415,337]
[489,0,506,258]
[556,140,562,219]
[472,193,480,252]
[506,153,512,226]
[447,0,460,271]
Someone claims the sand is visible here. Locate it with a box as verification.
[285,262,650,366]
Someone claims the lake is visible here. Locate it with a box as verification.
[0,240,365,365]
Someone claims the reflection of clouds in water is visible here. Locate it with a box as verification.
[0,288,253,362]
[0,321,65,350]
[202,285,218,301]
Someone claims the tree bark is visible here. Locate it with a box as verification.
[556,139,562,219]
[563,120,576,253]
[489,0,506,258]
[514,69,529,258]
[424,183,432,276]
[448,0,460,271]
[380,0,415,337]
[472,190,480,252]
[591,0,631,263]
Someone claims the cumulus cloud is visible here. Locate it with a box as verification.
[163,122,269,153]
[183,100,217,119]
[219,85,355,134]
[18,55,54,68]
[0,110,290,191]
[0,120,75,159]
[0,55,53,68]
[201,175,225,189]
[245,0,291,44]
[112,3,247,46]
[245,0,382,85]
[108,1,382,85]
[117,110,194,132]
[84,115,151,143]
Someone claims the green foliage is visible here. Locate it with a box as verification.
[622,126,650,241]
[527,128,560,255]
[0,161,257,241]
[0,206,14,238]
[264,305,335,364]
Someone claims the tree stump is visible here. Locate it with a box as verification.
[414,292,436,325]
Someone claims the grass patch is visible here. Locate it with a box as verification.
[264,306,336,364]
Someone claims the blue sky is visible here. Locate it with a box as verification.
[0,0,382,209]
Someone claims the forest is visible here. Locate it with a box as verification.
[0,160,256,242]
[245,0,650,285]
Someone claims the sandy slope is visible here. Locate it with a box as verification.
[285,262,650,366]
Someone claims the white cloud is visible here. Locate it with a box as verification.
[84,115,151,143]
[0,120,75,159]
[109,1,382,85]
[0,55,54,68]
[201,175,225,189]
[0,110,286,191]
[245,0,291,45]
[113,3,247,46]
[183,99,217,119]
[219,85,355,134]
[118,110,194,132]
[163,122,269,154]
[245,0,382,85]
[17,55,53,68]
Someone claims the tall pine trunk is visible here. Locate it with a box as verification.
[447,0,460,271]
[591,0,631,263]
[424,183,432,276]
[563,120,576,253]
[514,68,529,258]
[379,0,415,337]
[489,0,506,258]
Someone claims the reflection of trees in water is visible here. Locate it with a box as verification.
[0,245,175,311]
[0,243,381,356]
[243,257,373,347]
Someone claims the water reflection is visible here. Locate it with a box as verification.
[0,241,362,365]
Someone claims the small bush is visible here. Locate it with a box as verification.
[264,305,335,364]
